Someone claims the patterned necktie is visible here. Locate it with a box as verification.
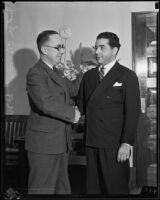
[98,66,105,81]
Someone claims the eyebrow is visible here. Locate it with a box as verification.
[95,45,105,47]
[45,43,63,46]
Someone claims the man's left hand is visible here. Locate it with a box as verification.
[117,143,131,162]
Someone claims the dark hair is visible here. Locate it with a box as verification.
[37,30,58,53]
[96,32,121,51]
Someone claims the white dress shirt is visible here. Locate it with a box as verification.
[99,59,117,76]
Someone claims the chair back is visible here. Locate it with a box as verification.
[5,115,28,150]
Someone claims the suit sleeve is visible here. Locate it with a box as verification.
[27,68,75,123]
[121,71,141,145]
[76,74,86,115]
[66,71,84,98]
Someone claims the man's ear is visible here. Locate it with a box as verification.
[113,47,118,56]
[41,46,48,55]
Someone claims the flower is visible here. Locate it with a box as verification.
[56,60,97,81]
[79,60,97,73]
[56,61,79,81]
[79,64,96,73]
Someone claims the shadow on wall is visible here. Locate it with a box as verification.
[5,47,97,114]
[6,48,38,114]
[70,46,97,71]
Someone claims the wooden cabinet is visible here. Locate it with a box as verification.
[132,12,157,187]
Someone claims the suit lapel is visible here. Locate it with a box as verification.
[39,60,68,94]
[89,62,121,103]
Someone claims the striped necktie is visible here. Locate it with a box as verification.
[98,66,105,81]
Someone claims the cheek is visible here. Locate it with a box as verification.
[103,51,112,59]
[48,54,57,63]
[102,54,109,61]
[52,53,59,60]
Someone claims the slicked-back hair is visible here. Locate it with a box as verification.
[96,32,121,52]
[37,30,58,54]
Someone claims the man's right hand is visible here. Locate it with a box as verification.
[73,106,81,123]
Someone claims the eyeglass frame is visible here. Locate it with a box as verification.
[44,44,65,51]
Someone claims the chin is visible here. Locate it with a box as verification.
[96,59,103,64]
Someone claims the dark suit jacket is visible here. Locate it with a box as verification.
[25,59,76,154]
[77,62,141,148]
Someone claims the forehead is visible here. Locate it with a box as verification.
[47,34,62,45]
[95,38,109,46]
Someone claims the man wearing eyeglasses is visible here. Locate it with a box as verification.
[25,30,81,194]
[77,32,141,194]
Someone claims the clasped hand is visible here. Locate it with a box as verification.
[73,106,81,123]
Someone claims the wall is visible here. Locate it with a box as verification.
[4,1,157,114]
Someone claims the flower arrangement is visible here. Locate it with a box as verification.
[58,25,97,81]
[79,61,96,73]
[56,61,79,81]
[56,60,96,81]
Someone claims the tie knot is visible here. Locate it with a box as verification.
[53,66,63,76]
[100,66,105,74]
[52,66,58,72]
[99,66,105,80]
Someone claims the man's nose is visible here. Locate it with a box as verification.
[95,47,101,54]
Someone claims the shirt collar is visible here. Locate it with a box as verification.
[41,58,53,70]
[99,59,117,76]
[45,62,53,70]
[103,59,117,69]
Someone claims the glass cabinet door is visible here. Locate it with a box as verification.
[132,12,157,187]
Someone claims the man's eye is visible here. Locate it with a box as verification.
[94,46,105,51]
[100,46,105,50]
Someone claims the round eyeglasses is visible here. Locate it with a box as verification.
[44,44,65,51]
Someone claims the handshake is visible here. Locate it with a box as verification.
[73,106,82,124]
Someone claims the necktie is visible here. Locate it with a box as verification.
[52,66,63,77]
[99,66,105,81]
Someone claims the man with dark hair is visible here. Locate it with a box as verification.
[25,30,81,194]
[77,32,141,194]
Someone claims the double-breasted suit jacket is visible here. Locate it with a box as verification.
[25,59,75,154]
[77,61,141,148]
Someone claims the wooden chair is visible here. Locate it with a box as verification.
[4,115,86,165]
[5,115,28,166]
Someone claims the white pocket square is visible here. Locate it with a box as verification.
[113,82,122,86]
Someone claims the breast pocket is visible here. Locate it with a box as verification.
[106,86,123,103]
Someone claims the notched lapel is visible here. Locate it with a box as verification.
[40,61,68,94]
[89,62,122,103]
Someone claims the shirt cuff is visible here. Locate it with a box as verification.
[123,143,132,147]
